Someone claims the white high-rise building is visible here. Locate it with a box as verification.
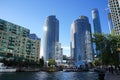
[109,0,120,35]
[55,42,63,66]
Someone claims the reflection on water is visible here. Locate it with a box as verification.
[0,71,98,80]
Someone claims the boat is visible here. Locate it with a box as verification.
[0,63,16,72]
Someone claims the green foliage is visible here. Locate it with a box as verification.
[92,33,120,65]
[48,59,56,67]
[93,33,106,52]
[39,57,44,67]
[111,29,115,36]
[93,59,101,66]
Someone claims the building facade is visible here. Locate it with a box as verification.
[109,0,120,35]
[44,15,59,62]
[92,8,102,33]
[71,16,93,67]
[55,42,63,66]
[108,13,114,33]
[0,19,40,62]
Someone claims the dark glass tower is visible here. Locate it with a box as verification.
[92,8,102,55]
[92,8,102,33]
[71,16,93,67]
[44,15,59,62]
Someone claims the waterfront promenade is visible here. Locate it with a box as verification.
[105,71,120,80]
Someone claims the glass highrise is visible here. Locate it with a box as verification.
[92,8,102,55]
[44,15,59,62]
[71,16,93,67]
[92,8,102,33]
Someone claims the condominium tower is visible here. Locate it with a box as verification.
[44,15,59,62]
[71,16,93,67]
[109,0,120,35]
[0,19,40,62]
[92,8,102,33]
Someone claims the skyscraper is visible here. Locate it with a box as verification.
[71,16,93,67]
[92,8,102,33]
[44,15,59,62]
[108,13,114,33]
[92,8,102,55]
[109,0,120,35]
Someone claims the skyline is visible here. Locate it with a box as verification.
[0,0,109,57]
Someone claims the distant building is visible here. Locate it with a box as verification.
[55,42,63,66]
[0,19,40,62]
[92,8,102,33]
[66,57,74,67]
[92,8,102,55]
[71,16,93,67]
[108,0,120,35]
[63,55,67,60]
[43,15,59,62]
[29,33,40,40]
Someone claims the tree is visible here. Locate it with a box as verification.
[93,59,102,66]
[93,33,106,54]
[107,35,119,65]
[48,59,56,67]
[39,57,44,67]
[92,33,120,65]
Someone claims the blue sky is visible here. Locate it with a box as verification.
[0,0,109,57]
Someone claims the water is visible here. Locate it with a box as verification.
[0,71,98,80]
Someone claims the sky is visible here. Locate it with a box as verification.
[0,0,109,57]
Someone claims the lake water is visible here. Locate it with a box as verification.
[0,71,98,80]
